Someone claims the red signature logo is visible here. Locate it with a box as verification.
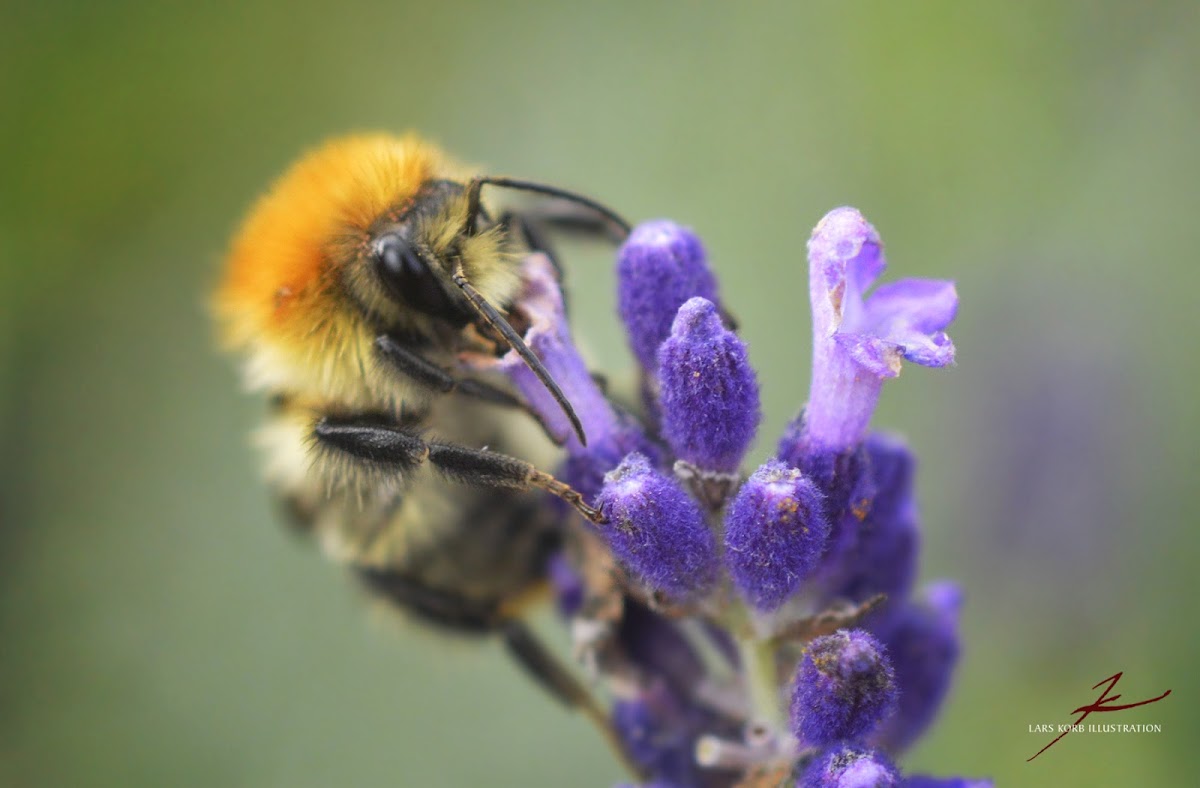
[1027,672,1171,761]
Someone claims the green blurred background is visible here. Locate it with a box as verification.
[3,2,1197,785]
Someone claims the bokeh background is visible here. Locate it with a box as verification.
[3,2,1197,786]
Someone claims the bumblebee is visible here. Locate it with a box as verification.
[214,134,637,765]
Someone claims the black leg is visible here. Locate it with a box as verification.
[313,415,603,523]
[425,441,603,523]
[373,334,568,444]
[373,335,519,406]
[352,567,645,780]
[357,566,500,633]
[313,416,429,472]
[502,620,650,782]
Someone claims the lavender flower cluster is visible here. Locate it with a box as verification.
[499,208,987,787]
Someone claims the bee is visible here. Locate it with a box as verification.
[214,133,640,770]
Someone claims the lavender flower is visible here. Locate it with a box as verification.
[873,582,963,752]
[497,254,622,449]
[901,778,993,788]
[617,220,720,370]
[618,600,707,697]
[821,434,919,611]
[595,453,719,602]
[800,745,898,788]
[791,629,898,746]
[658,297,760,473]
[486,210,976,787]
[779,207,957,458]
[724,460,829,611]
[613,681,699,786]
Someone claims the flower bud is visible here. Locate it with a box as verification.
[800,745,898,788]
[822,435,919,610]
[901,777,993,788]
[617,220,719,370]
[724,460,829,611]
[790,629,897,746]
[612,680,697,787]
[873,582,963,752]
[595,453,718,602]
[658,297,760,473]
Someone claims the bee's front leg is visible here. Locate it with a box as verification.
[374,335,519,406]
[373,335,565,444]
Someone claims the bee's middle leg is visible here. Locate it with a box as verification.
[313,416,604,523]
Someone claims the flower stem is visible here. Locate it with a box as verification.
[739,636,784,730]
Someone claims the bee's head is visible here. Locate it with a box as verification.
[370,229,467,324]
[216,133,617,441]
[215,134,502,404]
[351,178,515,331]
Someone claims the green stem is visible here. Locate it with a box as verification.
[738,636,784,730]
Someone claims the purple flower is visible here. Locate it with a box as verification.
[658,297,760,473]
[784,207,957,455]
[611,676,737,788]
[873,582,963,753]
[901,777,993,788]
[618,599,706,698]
[821,435,919,610]
[595,453,718,602]
[800,745,899,788]
[791,629,897,746]
[502,213,968,783]
[862,434,915,519]
[563,417,663,504]
[612,680,698,786]
[495,254,621,449]
[724,460,830,611]
[617,221,720,370]
[548,552,584,618]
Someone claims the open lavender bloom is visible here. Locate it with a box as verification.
[490,209,981,787]
[781,207,957,456]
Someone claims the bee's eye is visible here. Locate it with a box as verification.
[373,233,463,320]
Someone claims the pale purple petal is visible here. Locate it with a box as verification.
[863,279,958,335]
[493,254,619,449]
[793,208,958,453]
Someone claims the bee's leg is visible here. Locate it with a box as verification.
[374,335,517,405]
[313,416,431,474]
[313,417,604,524]
[501,620,649,782]
[351,567,646,781]
[356,566,500,633]
[423,441,604,524]
[373,335,565,445]
[350,566,643,782]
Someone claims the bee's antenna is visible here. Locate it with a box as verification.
[451,265,587,446]
[463,176,631,240]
